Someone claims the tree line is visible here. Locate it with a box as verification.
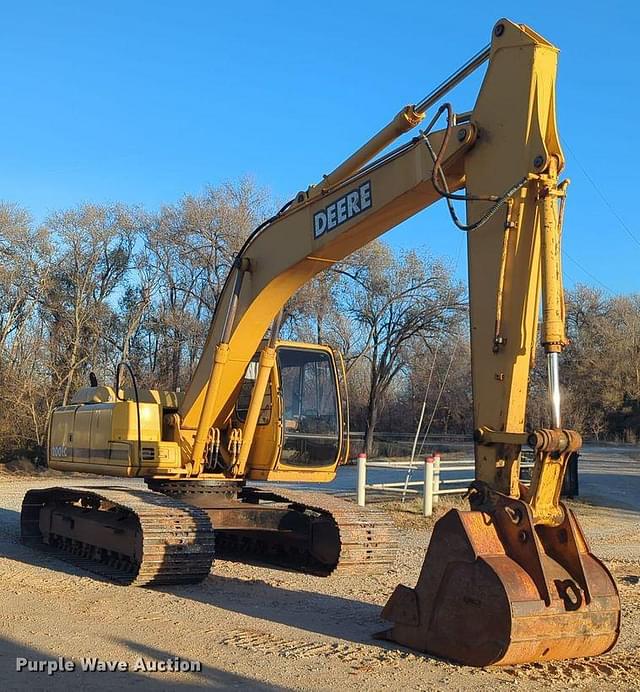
[0,178,637,463]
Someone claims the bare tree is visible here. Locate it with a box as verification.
[335,242,464,456]
[40,204,137,404]
[0,204,50,352]
[136,178,272,390]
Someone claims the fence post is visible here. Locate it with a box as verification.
[423,455,434,516]
[433,452,441,504]
[357,453,367,507]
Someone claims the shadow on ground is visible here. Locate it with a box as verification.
[158,572,388,647]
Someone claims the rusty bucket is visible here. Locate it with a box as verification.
[379,497,620,666]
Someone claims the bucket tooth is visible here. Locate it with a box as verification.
[379,502,620,666]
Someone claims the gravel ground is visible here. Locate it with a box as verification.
[0,475,638,691]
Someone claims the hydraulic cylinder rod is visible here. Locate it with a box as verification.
[414,45,490,113]
[547,352,562,429]
[310,44,490,195]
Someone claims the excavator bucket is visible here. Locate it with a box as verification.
[379,497,620,666]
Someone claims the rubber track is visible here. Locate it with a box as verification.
[21,486,215,586]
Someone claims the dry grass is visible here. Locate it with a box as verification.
[0,458,64,477]
[379,494,468,529]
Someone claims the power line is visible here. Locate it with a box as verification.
[563,251,615,295]
[417,339,460,458]
[562,266,579,288]
[564,140,640,250]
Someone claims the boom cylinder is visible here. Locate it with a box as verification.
[233,311,283,475]
[310,106,424,194]
[308,44,490,196]
[538,158,567,430]
[190,262,248,471]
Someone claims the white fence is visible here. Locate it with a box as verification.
[355,453,534,516]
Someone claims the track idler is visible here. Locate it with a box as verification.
[379,494,620,666]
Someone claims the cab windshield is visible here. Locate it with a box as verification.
[277,346,340,467]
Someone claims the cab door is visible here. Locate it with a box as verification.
[275,344,343,470]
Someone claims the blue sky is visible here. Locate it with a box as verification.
[0,2,638,293]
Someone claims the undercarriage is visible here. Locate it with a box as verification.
[20,481,399,583]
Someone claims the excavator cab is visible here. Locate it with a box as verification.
[232,340,349,481]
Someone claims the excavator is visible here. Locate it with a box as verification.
[20,18,620,666]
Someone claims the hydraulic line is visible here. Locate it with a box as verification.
[115,362,142,476]
[423,103,528,231]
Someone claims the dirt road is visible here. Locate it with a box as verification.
[0,475,639,691]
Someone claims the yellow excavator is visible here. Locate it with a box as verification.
[21,18,620,666]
